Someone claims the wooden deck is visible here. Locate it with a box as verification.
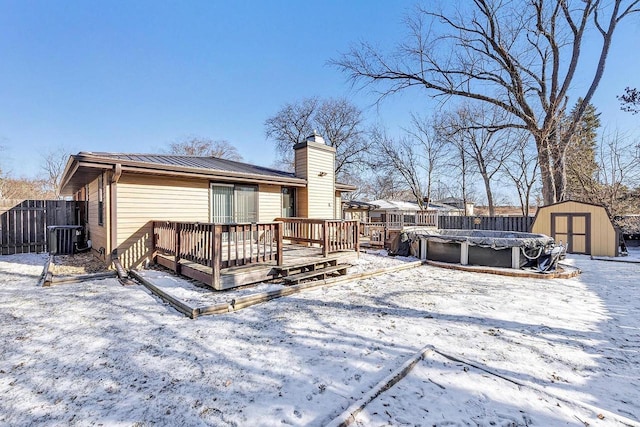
[156,244,358,290]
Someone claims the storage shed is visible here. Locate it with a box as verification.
[531,200,620,257]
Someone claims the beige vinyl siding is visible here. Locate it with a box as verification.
[296,187,309,218]
[294,148,309,218]
[258,184,281,222]
[86,174,109,263]
[294,148,308,180]
[305,148,335,218]
[531,200,617,257]
[295,142,335,219]
[335,192,342,219]
[116,174,210,268]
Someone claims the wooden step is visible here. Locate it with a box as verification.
[274,258,338,277]
[282,263,350,285]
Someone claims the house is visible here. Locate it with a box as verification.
[59,132,356,271]
[342,200,378,223]
[531,200,620,257]
[433,197,475,216]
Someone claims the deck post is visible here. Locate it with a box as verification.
[322,220,329,257]
[212,224,222,289]
[151,221,158,261]
[355,221,360,256]
[174,222,182,274]
[276,222,283,265]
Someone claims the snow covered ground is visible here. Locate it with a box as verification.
[1,250,639,426]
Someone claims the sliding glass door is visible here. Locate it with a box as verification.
[211,184,234,223]
[211,183,258,223]
[235,185,257,223]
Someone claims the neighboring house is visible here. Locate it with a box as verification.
[342,200,378,223]
[433,197,474,216]
[59,133,355,269]
[367,199,465,224]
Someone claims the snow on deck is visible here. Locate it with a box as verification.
[0,250,638,426]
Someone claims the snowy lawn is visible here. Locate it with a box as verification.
[0,251,638,426]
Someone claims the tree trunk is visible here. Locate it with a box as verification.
[553,152,567,202]
[481,173,495,216]
[536,135,556,205]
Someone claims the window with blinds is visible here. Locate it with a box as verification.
[210,183,257,223]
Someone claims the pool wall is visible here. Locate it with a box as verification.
[409,228,554,269]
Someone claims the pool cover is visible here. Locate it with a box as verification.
[406,228,554,250]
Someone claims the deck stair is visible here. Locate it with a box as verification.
[273,258,351,285]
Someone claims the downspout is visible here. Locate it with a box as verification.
[110,164,122,270]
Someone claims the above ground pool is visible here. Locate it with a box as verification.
[406,228,556,269]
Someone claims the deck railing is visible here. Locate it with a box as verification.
[360,223,387,247]
[276,217,359,257]
[153,221,283,288]
[380,210,439,229]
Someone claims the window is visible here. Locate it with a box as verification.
[98,173,104,226]
[281,187,295,217]
[211,183,258,223]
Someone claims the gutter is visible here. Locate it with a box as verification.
[109,164,122,268]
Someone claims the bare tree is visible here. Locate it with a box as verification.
[354,167,409,201]
[406,113,448,204]
[503,133,540,216]
[370,127,426,208]
[438,104,515,216]
[41,147,71,199]
[435,114,476,211]
[591,131,640,217]
[264,98,317,169]
[264,97,368,178]
[0,143,5,198]
[0,142,4,176]
[0,177,52,200]
[167,137,243,161]
[618,87,640,114]
[332,0,639,204]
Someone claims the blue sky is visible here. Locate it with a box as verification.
[1,1,638,179]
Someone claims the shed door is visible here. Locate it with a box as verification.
[551,213,591,254]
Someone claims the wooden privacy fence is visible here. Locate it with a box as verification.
[276,217,359,256]
[153,221,283,288]
[438,216,534,232]
[0,199,85,255]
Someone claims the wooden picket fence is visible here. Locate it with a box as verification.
[0,200,85,255]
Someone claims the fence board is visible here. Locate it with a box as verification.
[0,199,85,255]
[438,216,533,232]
